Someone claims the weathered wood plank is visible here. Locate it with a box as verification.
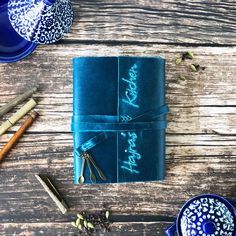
[0,134,235,222]
[0,221,171,236]
[0,45,235,235]
[65,0,236,45]
[0,45,236,134]
[1,106,236,134]
[0,133,235,158]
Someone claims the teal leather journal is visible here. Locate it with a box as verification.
[72,57,168,184]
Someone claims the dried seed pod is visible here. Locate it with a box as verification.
[71,221,77,228]
[78,224,83,230]
[179,75,187,81]
[76,218,81,226]
[189,64,197,72]
[186,51,194,59]
[84,220,88,228]
[175,57,182,65]
[182,51,194,60]
[77,213,84,220]
[87,222,94,229]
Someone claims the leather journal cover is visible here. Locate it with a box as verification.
[72,57,168,184]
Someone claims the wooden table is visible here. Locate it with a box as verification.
[0,1,236,235]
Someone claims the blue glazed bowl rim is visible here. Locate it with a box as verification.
[176,194,236,236]
[0,0,38,63]
[0,42,37,63]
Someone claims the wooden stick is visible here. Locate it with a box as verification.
[0,111,38,164]
[0,98,37,136]
[35,174,69,214]
[0,87,37,118]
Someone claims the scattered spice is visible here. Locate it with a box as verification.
[175,52,206,82]
[71,221,77,227]
[76,218,80,226]
[84,220,88,228]
[178,75,187,81]
[71,211,112,235]
[78,224,83,230]
[189,64,206,72]
[189,64,198,72]
[87,222,94,229]
[77,213,84,220]
[175,57,182,65]
[175,51,194,65]
[183,51,194,60]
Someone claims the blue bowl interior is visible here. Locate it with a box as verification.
[0,1,37,62]
[177,194,236,236]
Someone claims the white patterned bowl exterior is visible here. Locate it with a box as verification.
[178,195,236,236]
[8,0,73,44]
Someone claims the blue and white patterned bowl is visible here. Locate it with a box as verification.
[0,0,37,63]
[166,194,236,236]
[8,0,73,44]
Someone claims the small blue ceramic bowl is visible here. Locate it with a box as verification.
[0,0,73,63]
[166,194,236,236]
[0,0,37,63]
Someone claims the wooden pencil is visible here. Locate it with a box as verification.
[0,111,38,164]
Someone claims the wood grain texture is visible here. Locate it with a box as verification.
[0,45,236,134]
[0,222,170,236]
[0,44,235,235]
[0,1,236,235]
[66,0,236,45]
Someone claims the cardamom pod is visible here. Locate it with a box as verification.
[77,213,84,220]
[189,64,197,72]
[76,218,81,226]
[71,221,77,228]
[87,222,94,229]
[84,220,88,228]
[78,224,83,230]
[186,51,194,59]
[178,75,187,81]
[175,57,182,65]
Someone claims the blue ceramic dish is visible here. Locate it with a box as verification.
[166,194,236,236]
[0,0,37,63]
[8,0,74,44]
